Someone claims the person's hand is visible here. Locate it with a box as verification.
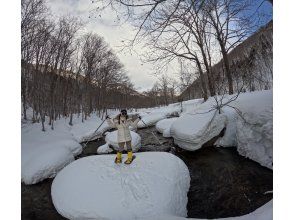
[138,115,142,120]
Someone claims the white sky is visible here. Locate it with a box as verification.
[47,0,179,92]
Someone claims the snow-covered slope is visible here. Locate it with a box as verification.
[51,152,190,220]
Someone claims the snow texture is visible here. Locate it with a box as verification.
[97,143,114,154]
[137,112,168,128]
[51,152,190,220]
[22,112,115,184]
[168,90,272,169]
[234,91,273,169]
[156,118,179,138]
[99,130,142,152]
[170,110,227,151]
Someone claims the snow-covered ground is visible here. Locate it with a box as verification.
[97,130,142,154]
[21,111,114,184]
[22,89,272,185]
[51,152,190,220]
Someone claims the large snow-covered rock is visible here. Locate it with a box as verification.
[215,107,238,147]
[22,147,75,185]
[137,113,167,128]
[141,200,272,220]
[98,130,142,153]
[234,91,273,169]
[156,118,178,138]
[212,90,272,169]
[51,152,190,220]
[170,110,226,151]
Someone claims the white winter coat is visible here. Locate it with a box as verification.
[107,117,140,143]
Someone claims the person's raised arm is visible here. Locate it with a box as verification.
[130,115,141,127]
[106,115,117,128]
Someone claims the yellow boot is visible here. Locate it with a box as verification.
[124,151,133,164]
[115,152,122,164]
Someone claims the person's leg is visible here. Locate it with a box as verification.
[115,142,124,163]
[125,141,133,164]
[118,142,125,152]
[126,141,132,152]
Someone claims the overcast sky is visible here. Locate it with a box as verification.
[47,0,177,92]
[47,0,272,92]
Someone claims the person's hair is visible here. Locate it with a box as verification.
[115,113,128,124]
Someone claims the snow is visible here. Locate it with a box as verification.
[156,118,179,138]
[141,200,272,220]
[70,117,110,143]
[22,147,75,185]
[98,130,142,153]
[167,90,272,169]
[97,143,114,154]
[137,112,168,128]
[22,112,114,185]
[234,91,273,169]
[215,107,238,147]
[170,109,227,151]
[51,152,190,220]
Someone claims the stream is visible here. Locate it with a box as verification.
[21,126,272,219]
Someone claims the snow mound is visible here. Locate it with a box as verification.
[215,107,238,147]
[141,200,272,220]
[22,147,75,184]
[51,152,190,220]
[102,130,141,152]
[235,91,273,169]
[21,112,115,185]
[97,143,114,154]
[170,110,226,151]
[156,118,178,138]
[138,113,167,128]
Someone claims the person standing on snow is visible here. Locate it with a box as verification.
[106,109,141,164]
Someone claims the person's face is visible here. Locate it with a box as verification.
[121,110,127,117]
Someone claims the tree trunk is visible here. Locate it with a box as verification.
[195,59,208,100]
[220,43,234,94]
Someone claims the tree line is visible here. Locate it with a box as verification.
[21,0,150,131]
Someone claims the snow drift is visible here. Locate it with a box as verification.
[51,152,190,220]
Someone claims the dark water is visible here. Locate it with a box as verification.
[21,126,272,219]
[175,146,272,218]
